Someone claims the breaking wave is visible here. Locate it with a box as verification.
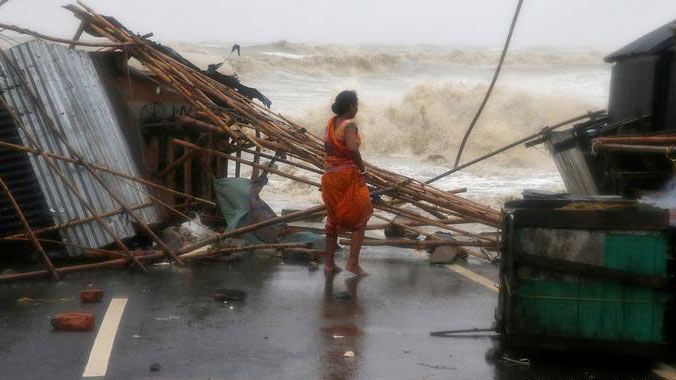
[166,41,604,169]
[169,40,606,77]
[292,81,594,168]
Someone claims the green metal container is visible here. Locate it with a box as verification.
[498,199,672,354]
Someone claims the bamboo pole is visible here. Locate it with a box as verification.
[0,251,166,282]
[3,236,122,256]
[235,148,242,177]
[184,115,324,172]
[593,143,676,155]
[339,238,498,249]
[82,249,161,260]
[252,130,261,179]
[0,173,59,280]
[429,111,604,184]
[375,203,495,243]
[173,139,322,188]
[592,136,676,145]
[68,21,85,49]
[363,217,471,230]
[0,50,185,265]
[119,177,215,234]
[1,202,152,239]
[158,149,197,177]
[371,213,488,261]
[182,242,312,260]
[177,116,229,135]
[0,22,132,48]
[176,205,326,255]
[62,2,508,244]
[240,147,323,175]
[0,95,150,273]
[0,139,215,206]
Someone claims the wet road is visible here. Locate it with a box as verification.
[0,248,663,380]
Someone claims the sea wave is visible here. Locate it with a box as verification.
[291,80,594,168]
[168,40,607,77]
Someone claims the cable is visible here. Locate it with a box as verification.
[452,0,525,169]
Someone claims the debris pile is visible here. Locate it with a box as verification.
[0,2,600,281]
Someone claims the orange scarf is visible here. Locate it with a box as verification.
[324,116,361,171]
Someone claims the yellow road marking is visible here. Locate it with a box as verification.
[82,298,128,378]
[445,264,499,293]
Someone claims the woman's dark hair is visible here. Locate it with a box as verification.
[331,90,358,115]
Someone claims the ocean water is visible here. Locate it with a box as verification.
[171,41,611,211]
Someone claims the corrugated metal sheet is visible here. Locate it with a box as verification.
[0,40,160,254]
[0,104,54,236]
[605,20,676,63]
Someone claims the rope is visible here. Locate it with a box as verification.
[452,0,525,169]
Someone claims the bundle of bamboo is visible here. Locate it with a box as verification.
[0,2,602,281]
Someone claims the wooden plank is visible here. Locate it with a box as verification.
[164,136,176,205]
[446,265,499,293]
[252,130,261,179]
[184,145,192,198]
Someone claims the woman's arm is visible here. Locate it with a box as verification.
[344,123,365,172]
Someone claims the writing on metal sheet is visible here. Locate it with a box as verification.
[139,102,195,120]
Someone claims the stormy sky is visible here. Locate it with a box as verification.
[1,0,675,49]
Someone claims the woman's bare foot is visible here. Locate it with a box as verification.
[346,263,369,276]
[324,265,343,274]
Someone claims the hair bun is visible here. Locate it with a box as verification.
[331,90,358,115]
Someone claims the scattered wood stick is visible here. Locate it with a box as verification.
[0,173,59,280]
[0,22,133,48]
[339,238,498,249]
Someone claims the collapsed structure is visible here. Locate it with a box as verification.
[542,19,676,197]
[497,21,676,355]
[0,2,521,281]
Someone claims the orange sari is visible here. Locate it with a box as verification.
[321,116,373,233]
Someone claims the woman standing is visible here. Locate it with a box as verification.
[322,90,373,276]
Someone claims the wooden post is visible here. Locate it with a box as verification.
[165,137,176,204]
[146,134,160,175]
[235,147,241,177]
[251,130,261,179]
[0,173,59,280]
[215,138,225,179]
[223,138,229,177]
[183,145,193,198]
[68,21,85,49]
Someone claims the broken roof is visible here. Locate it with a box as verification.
[605,19,676,63]
[0,40,161,254]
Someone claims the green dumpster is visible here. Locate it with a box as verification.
[498,199,672,355]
